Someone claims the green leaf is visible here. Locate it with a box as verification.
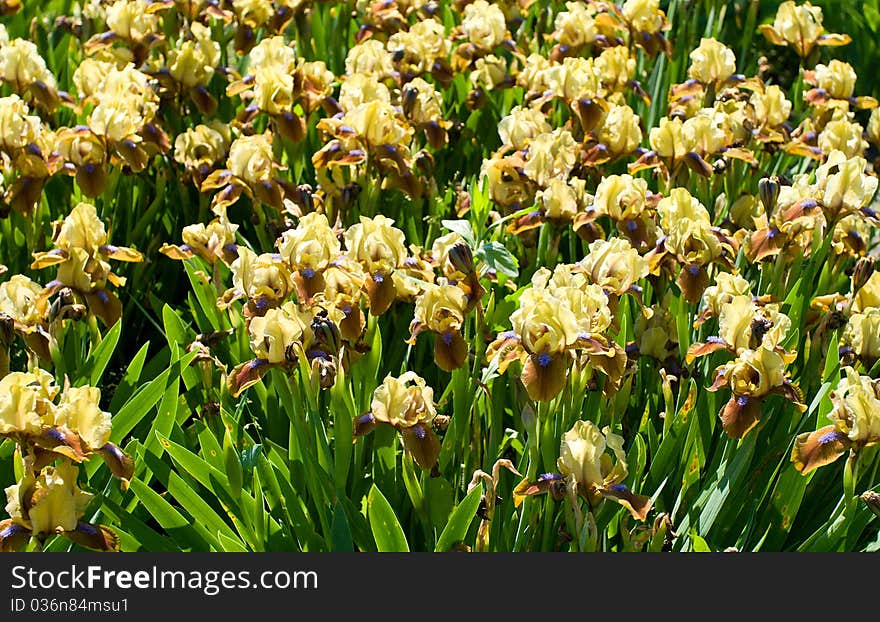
[109,341,150,412]
[331,502,354,552]
[100,497,180,552]
[217,531,249,552]
[367,484,409,552]
[426,477,455,530]
[477,241,519,278]
[128,479,210,551]
[224,433,243,500]
[110,369,172,444]
[184,260,226,331]
[690,530,712,552]
[80,319,121,386]
[435,484,483,552]
[441,219,476,246]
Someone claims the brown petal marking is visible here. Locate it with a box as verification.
[485,334,525,374]
[573,220,605,243]
[513,475,558,507]
[159,243,195,261]
[275,111,306,144]
[576,334,611,356]
[97,443,135,483]
[211,183,245,210]
[686,338,729,363]
[620,216,655,251]
[353,412,378,438]
[84,290,123,328]
[225,78,254,98]
[720,395,762,439]
[677,265,710,304]
[339,305,365,343]
[748,227,785,262]
[190,86,218,117]
[506,211,545,235]
[723,147,757,164]
[588,344,628,382]
[683,152,713,178]
[30,249,68,270]
[522,352,569,402]
[76,163,107,197]
[101,245,144,263]
[254,179,284,211]
[141,124,171,152]
[35,426,87,462]
[572,97,608,134]
[434,330,468,372]
[115,140,149,171]
[425,123,448,151]
[783,142,823,160]
[791,425,850,474]
[645,244,668,275]
[581,142,612,166]
[600,485,653,521]
[803,88,831,107]
[400,424,441,470]
[10,175,46,215]
[65,522,121,552]
[781,199,820,222]
[294,270,325,303]
[0,520,31,552]
[227,359,272,398]
[200,169,233,191]
[364,272,396,315]
[771,381,806,411]
[627,151,663,175]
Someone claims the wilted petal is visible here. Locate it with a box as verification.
[791,425,849,474]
